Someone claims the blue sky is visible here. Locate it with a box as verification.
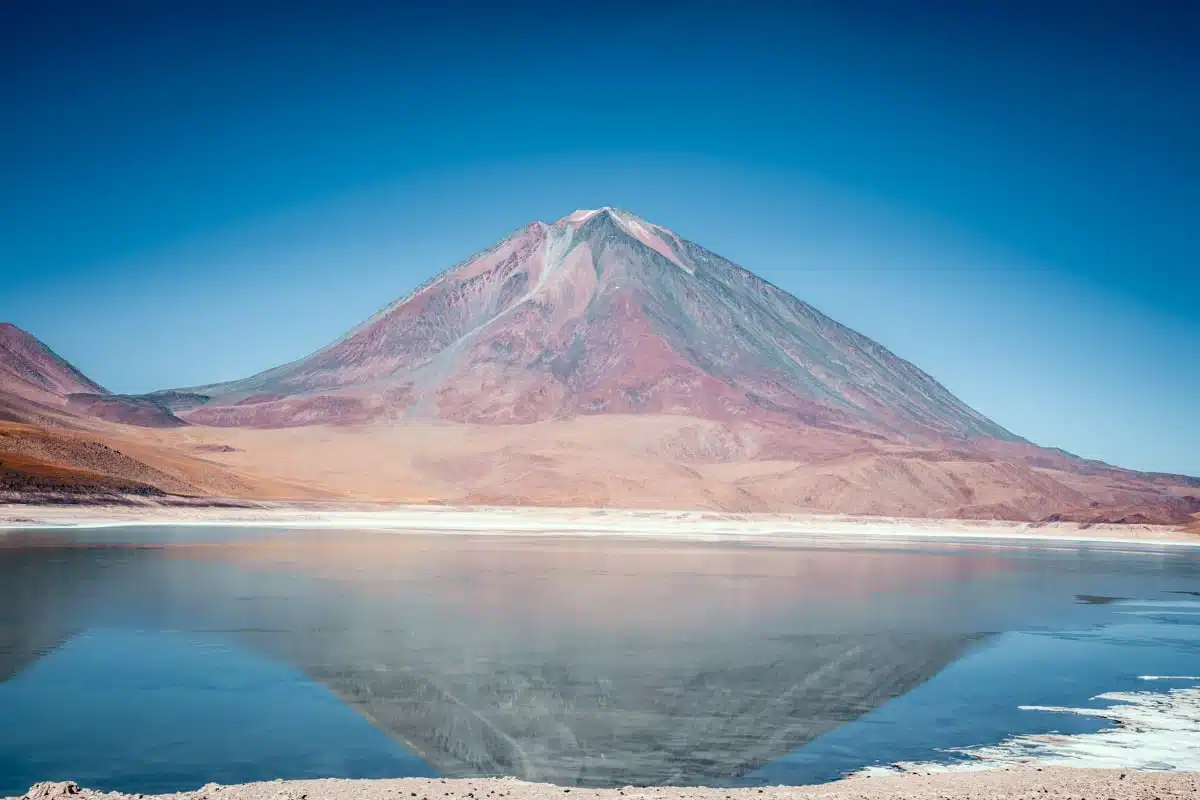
[0,0,1196,475]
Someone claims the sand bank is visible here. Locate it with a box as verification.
[1,502,1197,548]
[11,768,1200,800]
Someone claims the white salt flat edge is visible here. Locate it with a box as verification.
[2,505,1198,551]
[858,681,1200,776]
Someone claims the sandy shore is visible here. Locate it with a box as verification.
[1,501,1197,548]
[12,769,1200,800]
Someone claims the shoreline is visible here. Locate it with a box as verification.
[1,501,1197,549]
[11,769,1200,800]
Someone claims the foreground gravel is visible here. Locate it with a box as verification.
[10,770,1200,800]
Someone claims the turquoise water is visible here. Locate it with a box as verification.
[0,528,1196,793]
[0,628,433,791]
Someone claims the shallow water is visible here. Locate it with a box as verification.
[0,528,1196,794]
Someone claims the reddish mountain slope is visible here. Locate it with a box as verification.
[0,323,106,400]
[174,208,1016,441]
[0,323,185,428]
[0,327,309,501]
[64,393,189,428]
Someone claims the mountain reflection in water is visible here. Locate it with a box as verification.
[0,531,1047,786]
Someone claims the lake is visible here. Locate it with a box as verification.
[1,527,1197,795]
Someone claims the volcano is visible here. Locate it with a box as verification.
[173,207,1015,441]
[4,210,1196,521]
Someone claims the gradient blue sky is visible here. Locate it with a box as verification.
[1,0,1196,475]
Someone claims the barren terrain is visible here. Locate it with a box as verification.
[10,769,1200,800]
[1,411,1198,528]
[88,413,1200,524]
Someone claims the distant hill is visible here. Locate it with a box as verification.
[0,328,312,503]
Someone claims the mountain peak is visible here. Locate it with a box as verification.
[555,206,652,227]
[549,206,693,273]
[558,206,617,224]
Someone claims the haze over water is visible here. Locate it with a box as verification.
[1,529,1197,794]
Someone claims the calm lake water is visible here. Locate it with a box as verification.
[0,528,1197,795]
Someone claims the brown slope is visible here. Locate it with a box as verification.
[0,421,194,497]
[719,452,1095,519]
[0,452,167,496]
[1,389,1189,522]
[142,415,1193,523]
[0,419,332,503]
